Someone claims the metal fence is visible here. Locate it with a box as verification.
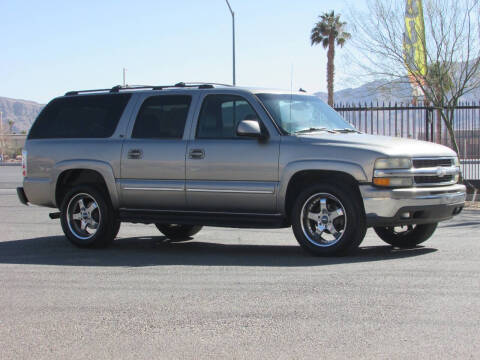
[334,102,480,181]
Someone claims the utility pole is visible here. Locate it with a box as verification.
[123,68,126,87]
[225,0,236,86]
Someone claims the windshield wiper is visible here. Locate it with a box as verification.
[332,128,361,133]
[294,127,336,134]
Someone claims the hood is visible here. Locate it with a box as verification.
[298,133,457,158]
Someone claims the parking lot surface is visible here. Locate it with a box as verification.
[1,167,479,359]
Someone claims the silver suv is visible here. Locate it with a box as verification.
[17,83,466,256]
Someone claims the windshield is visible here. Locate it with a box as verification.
[256,93,356,134]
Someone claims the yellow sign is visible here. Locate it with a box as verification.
[404,0,427,78]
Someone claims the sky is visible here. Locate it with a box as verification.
[0,0,368,104]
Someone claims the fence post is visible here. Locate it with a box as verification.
[425,106,430,141]
[364,102,368,133]
[394,102,398,137]
[370,102,374,134]
[430,107,434,142]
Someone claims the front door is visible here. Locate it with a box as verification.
[120,94,193,210]
[186,94,280,213]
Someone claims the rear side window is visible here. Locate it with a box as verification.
[131,95,191,139]
[28,94,131,139]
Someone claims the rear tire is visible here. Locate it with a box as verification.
[155,224,203,241]
[291,182,366,256]
[374,223,437,248]
[60,185,117,248]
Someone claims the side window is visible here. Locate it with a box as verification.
[196,95,259,139]
[131,95,191,139]
[28,94,131,139]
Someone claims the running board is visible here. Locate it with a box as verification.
[118,209,288,229]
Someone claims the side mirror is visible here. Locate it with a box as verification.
[236,119,264,139]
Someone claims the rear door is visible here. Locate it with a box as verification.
[119,93,194,209]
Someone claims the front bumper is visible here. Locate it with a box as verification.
[361,183,466,227]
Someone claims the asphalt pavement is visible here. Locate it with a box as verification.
[1,166,479,359]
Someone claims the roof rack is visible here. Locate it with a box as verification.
[152,82,233,90]
[64,82,233,96]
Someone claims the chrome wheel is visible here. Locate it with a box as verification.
[300,192,347,247]
[66,193,101,240]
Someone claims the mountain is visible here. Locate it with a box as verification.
[315,80,413,105]
[315,78,480,105]
[0,97,44,134]
[1,77,480,134]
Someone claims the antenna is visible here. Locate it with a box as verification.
[122,68,126,87]
[290,64,294,93]
[289,64,293,126]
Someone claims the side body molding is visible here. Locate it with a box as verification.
[51,159,120,208]
[277,160,368,214]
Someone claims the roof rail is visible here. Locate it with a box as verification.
[184,82,233,87]
[64,82,233,96]
[64,85,156,96]
[153,82,233,90]
[64,88,112,96]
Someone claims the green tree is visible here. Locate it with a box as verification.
[311,11,351,106]
[8,120,14,133]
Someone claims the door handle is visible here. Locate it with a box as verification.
[189,149,205,159]
[128,149,143,159]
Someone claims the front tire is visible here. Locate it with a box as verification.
[374,223,437,248]
[60,185,117,248]
[291,183,366,256]
[155,224,203,241]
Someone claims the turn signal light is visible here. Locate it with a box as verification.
[373,177,414,187]
[373,178,390,186]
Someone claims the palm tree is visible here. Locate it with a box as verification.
[311,11,351,106]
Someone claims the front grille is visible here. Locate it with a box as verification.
[413,158,452,168]
[414,175,453,184]
[412,157,456,186]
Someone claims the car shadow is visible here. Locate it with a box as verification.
[441,221,480,228]
[0,235,437,267]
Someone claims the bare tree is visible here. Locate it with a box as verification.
[348,0,480,155]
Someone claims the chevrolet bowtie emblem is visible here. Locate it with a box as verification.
[436,167,448,177]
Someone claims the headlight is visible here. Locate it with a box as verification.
[374,158,412,169]
[373,157,413,188]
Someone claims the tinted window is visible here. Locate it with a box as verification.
[132,95,191,139]
[28,94,131,139]
[196,95,258,139]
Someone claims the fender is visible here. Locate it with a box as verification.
[51,159,120,209]
[277,160,368,214]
